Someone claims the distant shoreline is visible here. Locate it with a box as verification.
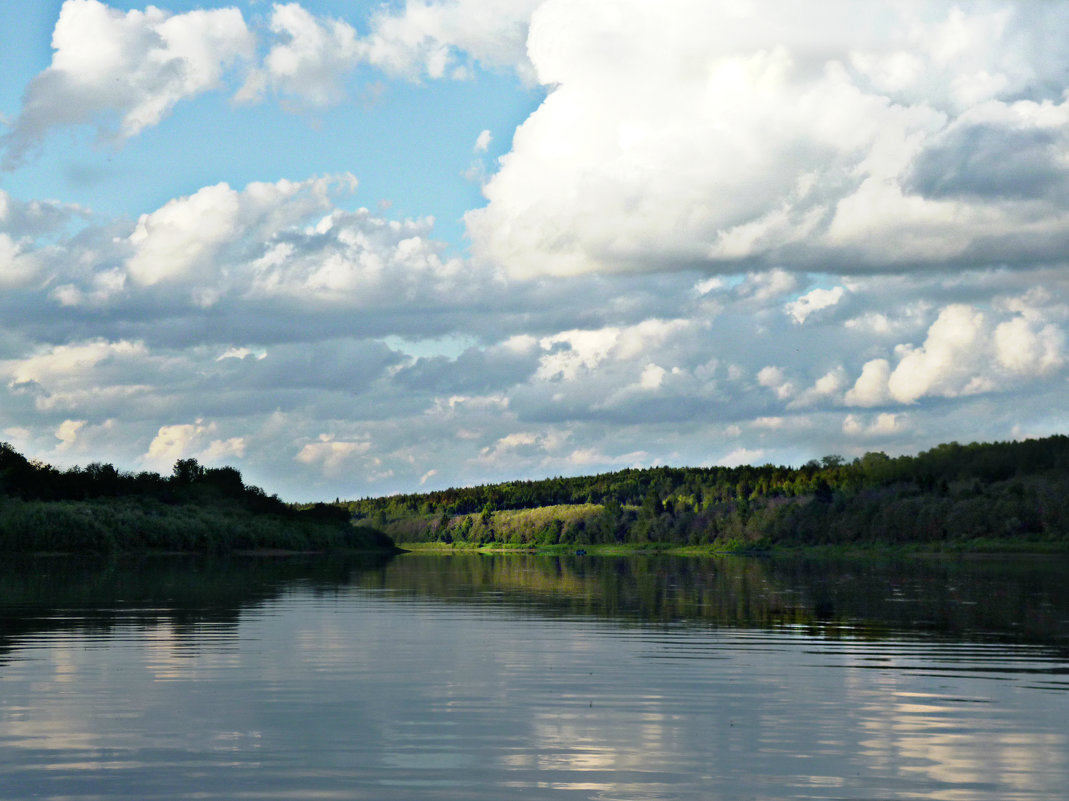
[354,435,1069,553]
[396,539,1069,557]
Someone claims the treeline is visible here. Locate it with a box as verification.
[351,435,1069,549]
[0,443,395,554]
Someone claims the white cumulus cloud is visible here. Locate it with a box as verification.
[144,421,245,472]
[994,316,1066,375]
[0,234,42,288]
[237,3,361,107]
[119,174,356,293]
[361,0,542,81]
[757,366,795,401]
[888,304,991,403]
[842,412,905,438]
[2,0,254,167]
[54,419,87,450]
[846,300,1068,407]
[467,0,1069,279]
[845,359,893,407]
[296,435,372,476]
[786,286,845,324]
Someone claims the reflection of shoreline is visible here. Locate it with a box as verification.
[355,553,1069,649]
[2,552,1068,660]
[0,553,396,664]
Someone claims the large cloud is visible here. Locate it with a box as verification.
[466,0,1069,278]
[1,0,254,168]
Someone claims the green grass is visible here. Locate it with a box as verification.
[397,541,747,557]
[382,503,604,545]
[396,537,1069,557]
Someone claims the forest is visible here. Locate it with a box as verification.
[350,435,1069,551]
[0,443,395,554]
[6,435,1069,555]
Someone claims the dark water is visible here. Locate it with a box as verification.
[0,552,1066,800]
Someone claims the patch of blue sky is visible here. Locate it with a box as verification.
[0,1,61,112]
[6,71,537,225]
[54,0,387,24]
[383,333,479,361]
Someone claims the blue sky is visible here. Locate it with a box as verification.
[3,0,1069,500]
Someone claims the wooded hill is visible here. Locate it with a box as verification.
[351,435,1069,550]
[0,443,395,554]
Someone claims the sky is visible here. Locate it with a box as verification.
[2,0,1069,501]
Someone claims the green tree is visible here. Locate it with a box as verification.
[171,458,204,485]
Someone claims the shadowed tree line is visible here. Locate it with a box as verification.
[350,435,1069,549]
[0,444,395,554]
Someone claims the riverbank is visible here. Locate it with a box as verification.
[396,536,1069,557]
[359,436,1069,553]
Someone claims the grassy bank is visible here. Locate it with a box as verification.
[397,535,1069,557]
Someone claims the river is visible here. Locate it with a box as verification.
[1,551,1066,800]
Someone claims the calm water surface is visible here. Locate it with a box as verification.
[1,552,1067,800]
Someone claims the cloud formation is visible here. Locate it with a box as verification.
[40,172,489,330]
[2,0,254,167]
[1,0,542,165]
[4,173,1069,498]
[467,0,1069,278]
[4,1,1069,501]
[361,0,541,80]
[846,298,1068,407]
[237,3,361,107]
